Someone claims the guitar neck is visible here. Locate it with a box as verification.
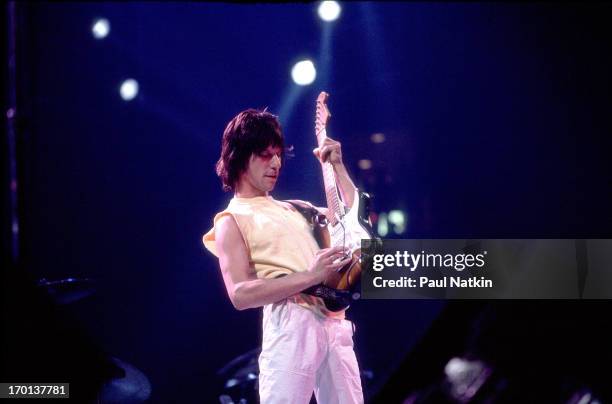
[317,128,344,225]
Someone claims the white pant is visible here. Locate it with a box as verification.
[258,299,364,404]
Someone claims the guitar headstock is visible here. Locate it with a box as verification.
[315,91,331,139]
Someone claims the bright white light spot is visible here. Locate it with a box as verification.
[445,357,468,380]
[225,378,238,388]
[291,60,317,86]
[377,213,388,237]
[119,79,139,101]
[318,1,341,22]
[388,209,406,234]
[358,159,372,170]
[92,18,110,39]
[388,210,405,225]
[371,132,386,143]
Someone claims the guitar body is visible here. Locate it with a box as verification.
[320,189,374,291]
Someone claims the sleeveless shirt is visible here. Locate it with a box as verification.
[203,195,345,319]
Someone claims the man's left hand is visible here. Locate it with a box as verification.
[313,137,344,166]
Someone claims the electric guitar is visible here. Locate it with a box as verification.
[301,91,376,312]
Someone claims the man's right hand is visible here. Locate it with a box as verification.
[309,246,353,284]
[217,215,352,310]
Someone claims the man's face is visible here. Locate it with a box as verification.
[241,145,282,195]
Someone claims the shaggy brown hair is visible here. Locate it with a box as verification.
[215,109,284,192]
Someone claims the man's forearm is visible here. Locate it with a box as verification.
[232,271,322,310]
[334,163,357,209]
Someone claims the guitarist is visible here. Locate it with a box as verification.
[203,108,364,403]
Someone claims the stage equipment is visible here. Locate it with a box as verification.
[37,277,96,304]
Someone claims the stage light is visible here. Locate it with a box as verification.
[358,159,372,170]
[388,210,406,234]
[445,357,467,380]
[119,79,139,101]
[444,357,492,402]
[377,213,388,237]
[224,378,238,388]
[569,389,600,404]
[371,132,385,143]
[291,60,316,86]
[92,18,110,39]
[318,1,341,22]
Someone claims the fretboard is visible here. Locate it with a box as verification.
[317,128,344,225]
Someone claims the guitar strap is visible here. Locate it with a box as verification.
[282,199,329,249]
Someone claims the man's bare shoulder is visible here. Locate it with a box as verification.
[216,214,240,240]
